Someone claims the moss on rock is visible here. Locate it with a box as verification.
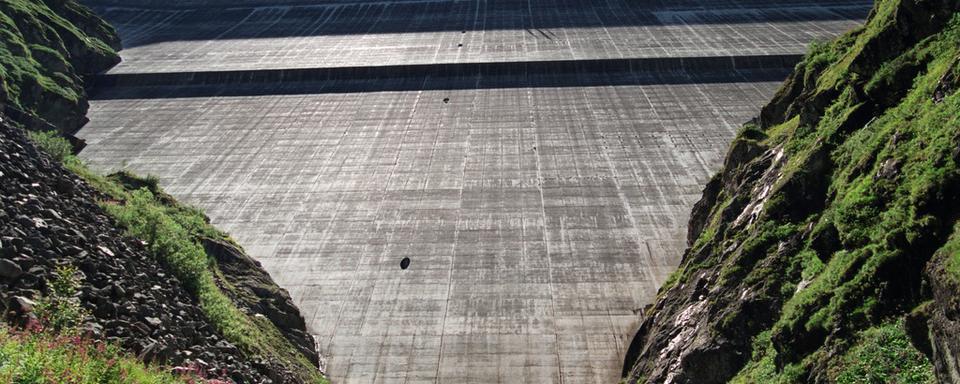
[623,1,960,382]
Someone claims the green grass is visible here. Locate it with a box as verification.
[733,320,934,384]
[0,0,118,126]
[8,2,323,382]
[937,222,960,285]
[658,1,960,382]
[26,130,72,161]
[103,189,256,346]
[745,9,957,382]
[832,321,935,384]
[0,2,78,108]
[28,134,327,384]
[0,268,199,384]
[0,327,191,384]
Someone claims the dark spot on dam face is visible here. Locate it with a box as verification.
[400,257,410,270]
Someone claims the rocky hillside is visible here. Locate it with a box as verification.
[2,116,273,381]
[623,0,960,383]
[1,1,325,383]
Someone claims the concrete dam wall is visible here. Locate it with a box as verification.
[77,0,870,382]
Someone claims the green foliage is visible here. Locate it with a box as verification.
[803,39,841,74]
[27,134,326,383]
[676,2,960,382]
[732,331,804,384]
[0,2,77,107]
[832,321,935,384]
[0,0,118,126]
[938,222,960,284]
[103,189,326,383]
[7,1,324,382]
[33,265,88,334]
[104,189,255,347]
[26,130,72,161]
[0,327,188,384]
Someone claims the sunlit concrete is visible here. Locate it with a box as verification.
[81,78,777,383]
[77,0,868,382]
[88,0,869,73]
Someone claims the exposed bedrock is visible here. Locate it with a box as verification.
[202,237,321,368]
[0,0,119,135]
[623,0,960,382]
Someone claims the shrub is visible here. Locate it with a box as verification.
[0,326,187,384]
[33,265,88,334]
[26,130,72,162]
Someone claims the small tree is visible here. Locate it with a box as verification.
[34,265,88,333]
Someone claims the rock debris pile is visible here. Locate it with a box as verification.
[0,118,279,382]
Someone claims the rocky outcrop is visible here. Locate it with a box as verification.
[925,230,960,383]
[0,0,119,135]
[203,238,320,368]
[0,117,268,381]
[623,0,960,382]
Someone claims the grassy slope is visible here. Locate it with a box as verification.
[633,0,960,382]
[0,0,118,131]
[30,132,328,384]
[0,264,191,384]
[732,8,959,382]
[4,1,325,382]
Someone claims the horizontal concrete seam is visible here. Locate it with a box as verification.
[93,54,804,88]
[83,0,873,12]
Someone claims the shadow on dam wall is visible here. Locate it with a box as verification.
[84,0,868,9]
[82,0,871,49]
[89,55,798,100]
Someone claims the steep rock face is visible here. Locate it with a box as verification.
[202,237,320,369]
[926,227,960,383]
[0,0,119,134]
[623,0,960,383]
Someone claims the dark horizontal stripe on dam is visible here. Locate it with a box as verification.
[89,68,793,100]
[91,54,802,93]
[82,0,869,12]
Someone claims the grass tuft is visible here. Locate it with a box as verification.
[832,320,935,384]
[26,130,72,161]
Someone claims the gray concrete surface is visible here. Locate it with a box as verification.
[76,1,867,382]
[81,80,776,383]
[89,0,868,73]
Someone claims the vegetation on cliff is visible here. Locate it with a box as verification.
[28,131,326,383]
[624,0,960,382]
[2,1,325,382]
[0,0,119,133]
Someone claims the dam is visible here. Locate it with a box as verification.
[76,0,870,382]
